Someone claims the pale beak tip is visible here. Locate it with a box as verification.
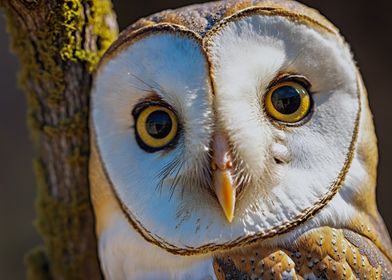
[214,169,236,223]
[216,195,235,223]
[221,200,235,223]
[225,211,234,223]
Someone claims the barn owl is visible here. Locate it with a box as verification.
[89,0,392,279]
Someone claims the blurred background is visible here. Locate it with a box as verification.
[0,0,391,278]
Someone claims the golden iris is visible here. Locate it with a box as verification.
[265,81,311,123]
[136,105,178,149]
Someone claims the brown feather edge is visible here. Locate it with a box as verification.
[91,9,361,256]
[207,6,338,38]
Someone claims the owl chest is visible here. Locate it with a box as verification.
[100,219,390,280]
[213,227,390,280]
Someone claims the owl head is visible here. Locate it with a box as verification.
[90,0,381,256]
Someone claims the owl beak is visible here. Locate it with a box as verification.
[211,132,236,223]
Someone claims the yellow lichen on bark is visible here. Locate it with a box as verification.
[0,0,118,279]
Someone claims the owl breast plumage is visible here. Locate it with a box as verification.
[89,0,392,279]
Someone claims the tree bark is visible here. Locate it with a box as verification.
[0,0,118,279]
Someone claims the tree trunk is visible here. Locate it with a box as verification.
[0,0,118,279]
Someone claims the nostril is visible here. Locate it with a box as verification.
[211,131,234,171]
[274,157,284,164]
[211,161,232,171]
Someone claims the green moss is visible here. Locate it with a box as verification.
[43,111,88,138]
[2,0,118,279]
[67,147,89,168]
[60,0,118,71]
[33,159,95,279]
[6,0,117,110]
[89,0,118,70]
[25,246,51,280]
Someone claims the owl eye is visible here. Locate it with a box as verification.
[265,81,312,123]
[135,105,178,151]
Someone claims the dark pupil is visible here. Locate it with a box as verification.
[145,111,172,139]
[271,86,302,115]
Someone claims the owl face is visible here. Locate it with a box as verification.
[91,7,360,255]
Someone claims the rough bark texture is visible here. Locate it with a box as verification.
[0,0,118,278]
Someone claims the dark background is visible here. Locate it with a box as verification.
[0,0,391,278]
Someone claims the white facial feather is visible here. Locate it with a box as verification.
[88,1,392,278]
[92,13,360,251]
[93,31,219,249]
[206,14,359,240]
[99,213,216,280]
